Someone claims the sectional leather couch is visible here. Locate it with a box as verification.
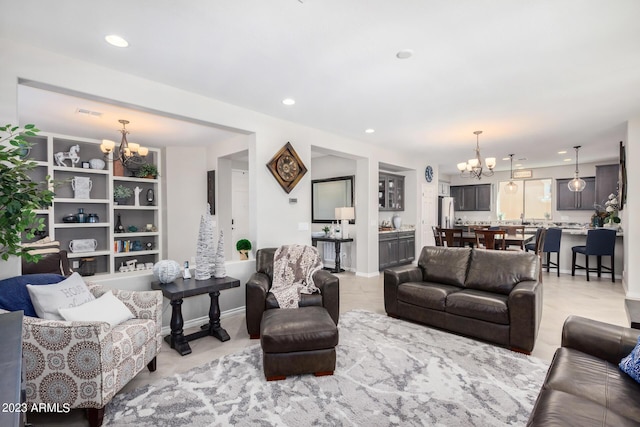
[384,246,541,353]
[527,316,640,426]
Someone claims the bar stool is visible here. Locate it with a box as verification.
[527,227,562,277]
[571,228,617,282]
[432,226,442,246]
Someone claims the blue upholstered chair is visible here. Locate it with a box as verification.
[571,228,617,282]
[530,227,562,277]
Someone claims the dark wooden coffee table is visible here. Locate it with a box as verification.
[152,276,240,356]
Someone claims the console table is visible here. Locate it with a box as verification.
[152,276,240,356]
[311,236,354,273]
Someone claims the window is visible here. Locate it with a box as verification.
[497,179,552,221]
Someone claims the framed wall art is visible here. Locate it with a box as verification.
[266,142,307,194]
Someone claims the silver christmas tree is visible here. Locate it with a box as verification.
[213,229,226,278]
[195,205,216,280]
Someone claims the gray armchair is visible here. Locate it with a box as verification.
[245,247,340,338]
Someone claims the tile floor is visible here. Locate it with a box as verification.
[30,271,629,426]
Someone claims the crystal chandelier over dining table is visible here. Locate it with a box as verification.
[457,130,496,179]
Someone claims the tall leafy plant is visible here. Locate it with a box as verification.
[0,124,55,261]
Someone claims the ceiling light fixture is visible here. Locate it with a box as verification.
[568,145,586,192]
[557,150,567,154]
[365,129,375,134]
[282,98,296,106]
[504,154,518,194]
[105,34,129,48]
[456,130,496,180]
[100,120,149,171]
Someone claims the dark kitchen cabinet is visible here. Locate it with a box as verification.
[595,164,619,205]
[556,176,596,210]
[450,184,491,211]
[379,230,415,270]
[379,173,404,211]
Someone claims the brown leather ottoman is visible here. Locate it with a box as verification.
[260,306,339,381]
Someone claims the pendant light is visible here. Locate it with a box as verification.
[504,154,518,194]
[568,145,586,192]
[456,130,496,179]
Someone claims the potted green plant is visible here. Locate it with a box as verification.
[114,185,133,205]
[0,124,55,262]
[136,163,158,179]
[322,226,330,236]
[236,239,252,260]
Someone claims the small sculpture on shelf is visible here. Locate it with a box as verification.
[54,144,80,167]
[134,186,143,207]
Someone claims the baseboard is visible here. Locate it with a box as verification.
[161,306,246,336]
[355,271,380,278]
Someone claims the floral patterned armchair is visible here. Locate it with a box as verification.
[0,282,162,427]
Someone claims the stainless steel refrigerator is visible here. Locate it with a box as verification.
[438,196,455,228]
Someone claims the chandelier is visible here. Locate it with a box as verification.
[568,145,586,192]
[100,120,149,170]
[504,154,518,194]
[457,130,496,179]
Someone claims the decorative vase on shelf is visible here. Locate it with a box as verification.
[392,213,402,230]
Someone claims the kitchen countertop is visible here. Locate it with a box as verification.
[379,227,415,234]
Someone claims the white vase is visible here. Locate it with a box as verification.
[392,214,402,230]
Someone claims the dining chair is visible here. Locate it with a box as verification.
[500,225,526,250]
[474,229,506,250]
[432,226,442,246]
[436,227,463,247]
[571,228,616,282]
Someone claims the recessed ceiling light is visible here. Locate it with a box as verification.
[563,158,572,162]
[396,49,414,59]
[557,150,567,154]
[502,157,510,161]
[105,34,129,48]
[515,163,523,167]
[282,98,295,106]
[365,129,375,134]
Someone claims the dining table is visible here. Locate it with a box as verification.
[460,231,535,248]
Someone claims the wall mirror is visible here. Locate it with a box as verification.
[312,175,355,223]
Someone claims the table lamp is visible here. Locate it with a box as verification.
[335,207,355,239]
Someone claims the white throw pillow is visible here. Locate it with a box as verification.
[58,291,134,326]
[26,272,95,320]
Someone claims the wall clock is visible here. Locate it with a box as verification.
[266,142,308,194]
[425,165,434,182]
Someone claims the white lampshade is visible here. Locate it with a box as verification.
[138,146,149,156]
[100,139,115,153]
[128,142,140,153]
[485,157,497,169]
[457,162,467,172]
[468,158,479,167]
[335,207,355,221]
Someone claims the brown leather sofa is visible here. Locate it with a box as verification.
[528,316,640,426]
[245,247,340,339]
[384,246,541,353]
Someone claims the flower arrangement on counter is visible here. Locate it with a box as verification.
[604,193,621,225]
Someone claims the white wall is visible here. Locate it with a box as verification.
[0,38,425,281]
[625,116,640,298]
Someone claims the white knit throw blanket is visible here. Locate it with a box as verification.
[270,244,323,309]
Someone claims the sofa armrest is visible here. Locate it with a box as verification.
[561,315,640,364]
[20,314,115,408]
[508,279,542,353]
[384,265,423,316]
[245,272,270,337]
[313,269,340,325]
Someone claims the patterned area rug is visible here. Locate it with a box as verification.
[104,310,548,426]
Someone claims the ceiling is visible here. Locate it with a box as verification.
[2,0,639,174]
